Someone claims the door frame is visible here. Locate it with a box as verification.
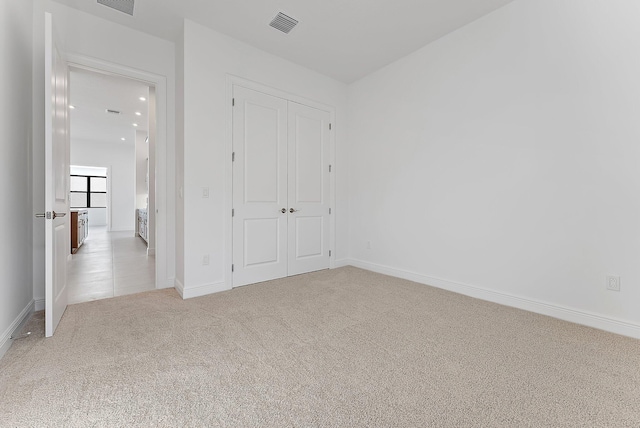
[66,53,169,290]
[225,75,337,289]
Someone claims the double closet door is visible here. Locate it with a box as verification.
[232,85,331,287]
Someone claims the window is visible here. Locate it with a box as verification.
[70,175,107,208]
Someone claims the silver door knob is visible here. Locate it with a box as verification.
[35,213,46,218]
[53,211,66,219]
[281,208,286,213]
[289,208,299,213]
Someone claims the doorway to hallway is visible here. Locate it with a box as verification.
[67,227,155,303]
[67,67,156,304]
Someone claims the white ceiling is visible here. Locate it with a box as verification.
[53,0,515,83]
[70,68,149,145]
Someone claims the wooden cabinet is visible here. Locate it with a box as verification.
[71,210,89,253]
[137,208,148,244]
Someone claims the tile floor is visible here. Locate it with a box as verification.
[67,226,155,304]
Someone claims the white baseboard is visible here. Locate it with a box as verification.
[0,300,35,360]
[35,299,45,312]
[181,281,229,299]
[347,258,640,339]
[332,258,350,268]
[174,278,185,298]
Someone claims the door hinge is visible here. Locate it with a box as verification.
[232,209,235,217]
[232,152,235,162]
[232,98,235,106]
[329,208,332,214]
[329,165,332,173]
[329,123,332,130]
[329,250,332,257]
[232,264,234,272]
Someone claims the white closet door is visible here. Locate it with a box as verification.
[287,102,331,276]
[232,86,288,287]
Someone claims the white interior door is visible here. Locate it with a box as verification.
[232,86,288,287]
[44,12,69,337]
[287,102,331,275]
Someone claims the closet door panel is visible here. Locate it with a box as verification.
[232,86,288,287]
[287,102,331,275]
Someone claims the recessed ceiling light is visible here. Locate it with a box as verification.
[135,111,141,116]
[139,97,146,101]
[69,105,76,109]
[133,123,138,127]
[121,137,126,141]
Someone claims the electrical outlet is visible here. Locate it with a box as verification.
[366,241,372,250]
[202,187,210,198]
[606,275,620,292]
[202,255,210,266]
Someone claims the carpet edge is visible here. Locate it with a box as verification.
[347,258,640,339]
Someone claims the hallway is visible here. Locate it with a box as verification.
[67,227,155,304]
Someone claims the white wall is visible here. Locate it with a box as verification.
[135,130,148,210]
[32,0,176,303]
[175,27,185,289]
[147,88,156,252]
[0,0,34,358]
[181,20,348,295]
[70,165,107,176]
[71,140,135,231]
[347,0,640,334]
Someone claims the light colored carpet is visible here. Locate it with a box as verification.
[1,266,639,427]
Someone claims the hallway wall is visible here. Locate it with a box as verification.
[0,0,34,359]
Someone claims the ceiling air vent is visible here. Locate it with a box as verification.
[269,12,298,34]
[97,0,135,16]
[106,109,121,115]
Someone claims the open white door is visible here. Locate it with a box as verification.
[42,12,69,337]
